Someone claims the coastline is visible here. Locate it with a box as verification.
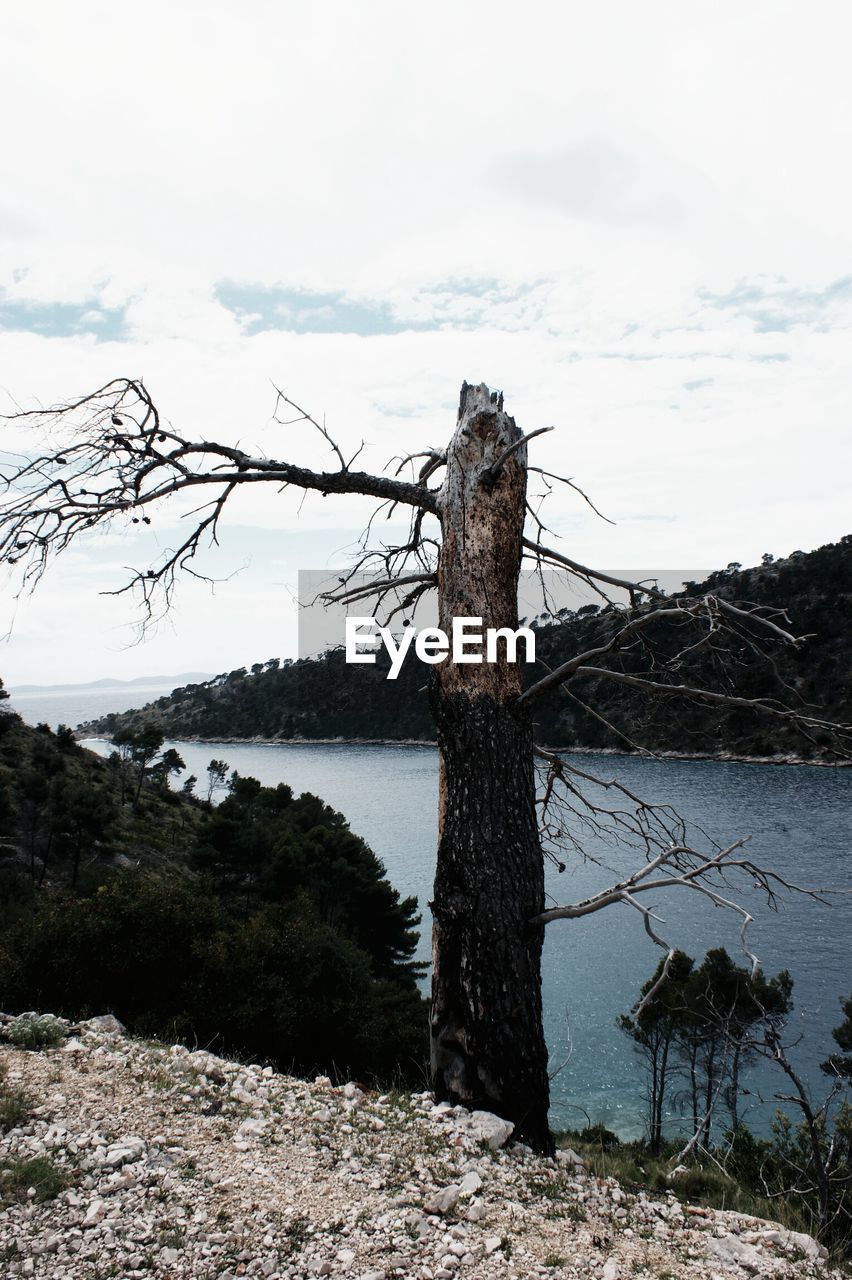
[76,730,850,769]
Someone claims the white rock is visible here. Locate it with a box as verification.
[82,1199,106,1227]
[776,1228,828,1261]
[484,1236,503,1255]
[81,1014,126,1035]
[468,1110,514,1150]
[706,1233,764,1272]
[556,1147,585,1168]
[236,1116,270,1139]
[102,1136,146,1167]
[602,1259,620,1280]
[337,1248,357,1265]
[424,1184,461,1215]
[458,1170,482,1198]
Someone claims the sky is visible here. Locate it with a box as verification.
[1,1,851,684]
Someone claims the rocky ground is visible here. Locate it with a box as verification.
[0,1015,836,1280]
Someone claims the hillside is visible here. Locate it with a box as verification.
[81,538,852,761]
[0,1016,835,1280]
[0,709,427,1083]
[0,710,206,897]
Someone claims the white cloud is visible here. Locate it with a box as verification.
[1,1,850,683]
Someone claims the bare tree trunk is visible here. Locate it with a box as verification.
[429,383,552,1154]
[728,1043,741,1131]
[653,1038,670,1153]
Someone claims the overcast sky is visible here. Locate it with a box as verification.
[2,1,851,684]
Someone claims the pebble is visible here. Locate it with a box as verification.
[0,1010,835,1280]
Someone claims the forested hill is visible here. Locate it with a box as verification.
[81,537,852,761]
[0,704,428,1080]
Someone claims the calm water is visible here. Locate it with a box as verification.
[8,685,181,730]
[86,737,852,1141]
[10,687,852,1140]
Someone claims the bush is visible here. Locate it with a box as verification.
[0,1155,67,1204]
[0,1063,30,1132]
[2,869,428,1084]
[577,1123,620,1151]
[5,1012,65,1049]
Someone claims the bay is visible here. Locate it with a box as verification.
[82,734,852,1143]
[10,683,850,1141]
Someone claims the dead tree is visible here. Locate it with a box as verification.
[1,377,848,1153]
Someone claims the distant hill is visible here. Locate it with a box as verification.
[79,538,852,762]
[11,672,212,695]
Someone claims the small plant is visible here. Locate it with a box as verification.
[544,1254,566,1268]
[158,1226,186,1249]
[0,1085,30,1133]
[284,1214,310,1247]
[0,1155,68,1203]
[0,1064,31,1132]
[577,1123,620,1152]
[5,1013,65,1050]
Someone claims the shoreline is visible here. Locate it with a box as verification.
[77,730,850,769]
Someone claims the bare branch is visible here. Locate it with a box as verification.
[527,465,616,524]
[481,425,552,487]
[0,378,440,621]
[522,536,663,601]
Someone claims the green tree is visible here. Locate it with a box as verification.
[676,950,792,1145]
[205,758,229,803]
[622,948,793,1152]
[619,950,693,1153]
[48,775,116,888]
[150,747,185,792]
[113,724,165,803]
[822,996,852,1080]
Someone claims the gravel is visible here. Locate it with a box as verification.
[0,1013,837,1280]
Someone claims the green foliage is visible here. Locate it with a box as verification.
[0,727,428,1085]
[192,777,424,984]
[822,995,852,1078]
[576,1122,620,1151]
[0,712,427,1085]
[0,715,204,895]
[620,947,794,1151]
[0,1155,67,1204]
[0,1062,30,1132]
[1,868,427,1083]
[620,954,852,1252]
[85,538,852,760]
[4,1012,65,1049]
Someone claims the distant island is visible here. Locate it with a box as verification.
[11,672,212,695]
[80,538,851,763]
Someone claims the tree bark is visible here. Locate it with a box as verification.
[429,383,552,1153]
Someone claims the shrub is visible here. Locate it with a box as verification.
[0,1155,67,1204]
[0,1063,30,1132]
[577,1123,620,1151]
[2,869,428,1085]
[5,1013,65,1049]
